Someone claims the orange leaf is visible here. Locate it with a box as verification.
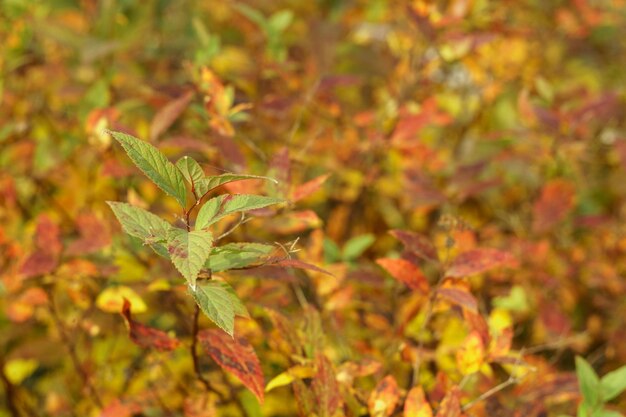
[66,212,111,255]
[293,174,331,202]
[199,328,265,404]
[368,375,400,417]
[446,249,515,277]
[390,230,439,262]
[150,90,194,141]
[456,331,485,375]
[311,354,343,416]
[404,386,433,417]
[121,299,180,352]
[376,258,429,292]
[532,179,576,233]
[435,387,461,417]
[20,215,62,279]
[437,288,478,312]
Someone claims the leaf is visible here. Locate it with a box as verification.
[107,201,175,242]
[576,356,601,408]
[121,299,180,352]
[390,230,438,262]
[20,215,62,278]
[66,212,111,255]
[190,280,248,336]
[343,234,375,260]
[110,131,188,207]
[150,90,194,141]
[368,375,400,417]
[456,331,485,375]
[166,229,213,288]
[311,354,343,417]
[446,248,515,278]
[207,243,276,272]
[293,174,330,202]
[195,194,284,230]
[265,365,315,392]
[203,173,278,194]
[435,387,461,417]
[533,179,576,233]
[437,288,478,312]
[600,364,626,401]
[376,258,430,292]
[96,286,147,313]
[269,258,334,276]
[199,329,264,403]
[176,156,209,198]
[268,10,293,33]
[593,410,624,417]
[404,386,433,417]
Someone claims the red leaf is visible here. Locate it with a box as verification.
[67,213,111,255]
[390,230,438,262]
[199,328,265,404]
[435,387,461,417]
[368,375,400,417]
[437,288,478,312]
[20,215,62,278]
[121,299,180,352]
[270,258,334,276]
[404,386,433,417]
[446,249,515,277]
[532,179,576,233]
[293,174,331,202]
[376,258,429,292]
[311,354,343,416]
[150,91,194,140]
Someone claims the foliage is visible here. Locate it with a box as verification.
[2,0,626,416]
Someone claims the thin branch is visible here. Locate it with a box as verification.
[216,213,249,241]
[462,375,519,411]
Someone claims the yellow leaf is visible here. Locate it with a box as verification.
[5,358,38,384]
[96,286,147,313]
[456,331,485,375]
[265,365,315,392]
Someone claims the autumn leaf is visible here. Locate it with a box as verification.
[293,174,330,202]
[435,387,461,417]
[199,328,265,404]
[368,375,400,417]
[456,331,485,375]
[311,354,343,417]
[390,230,439,262]
[446,249,515,278]
[404,386,433,417]
[437,287,478,312]
[120,299,180,352]
[376,258,430,292]
[66,212,111,255]
[20,215,62,278]
[532,179,576,233]
[150,90,194,141]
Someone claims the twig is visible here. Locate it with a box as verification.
[0,358,23,417]
[462,375,519,411]
[216,213,249,240]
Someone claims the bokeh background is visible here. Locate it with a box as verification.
[2,0,626,416]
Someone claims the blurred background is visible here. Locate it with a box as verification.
[2,0,626,416]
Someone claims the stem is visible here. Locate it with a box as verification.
[461,375,519,411]
[47,292,103,408]
[190,304,226,401]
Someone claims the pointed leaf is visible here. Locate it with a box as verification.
[195,194,284,230]
[269,258,334,276]
[293,174,330,202]
[207,243,276,272]
[167,229,213,288]
[176,156,209,198]
[437,288,478,312]
[107,201,175,242]
[600,364,626,401]
[150,91,194,141]
[20,215,62,278]
[533,179,576,233]
[121,299,180,351]
[404,387,433,417]
[456,331,485,375]
[343,234,375,260]
[576,356,601,408]
[446,248,515,278]
[312,354,343,417]
[199,329,264,403]
[190,280,248,336]
[368,375,400,417]
[376,258,429,292]
[110,131,187,207]
[435,387,461,417]
[390,230,438,262]
[203,173,278,194]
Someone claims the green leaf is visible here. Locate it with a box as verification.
[207,243,276,272]
[107,201,175,241]
[167,229,213,288]
[110,131,187,207]
[202,173,278,194]
[600,364,626,402]
[323,237,341,263]
[342,234,375,261]
[576,356,601,409]
[176,156,209,198]
[195,194,284,230]
[268,10,293,33]
[190,280,248,336]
